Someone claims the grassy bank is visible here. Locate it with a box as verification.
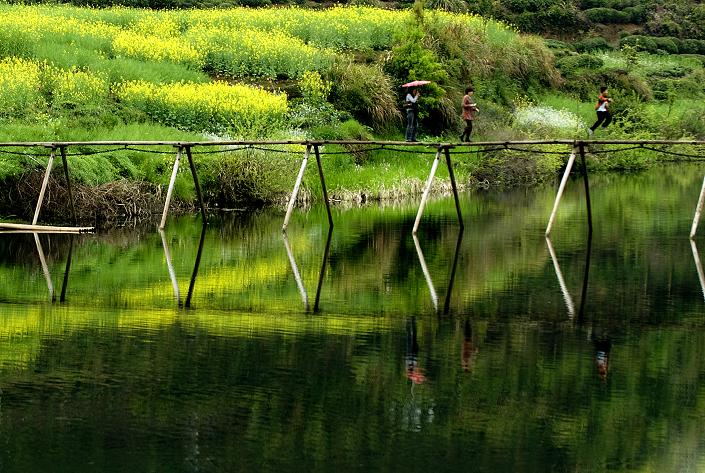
[0,2,703,222]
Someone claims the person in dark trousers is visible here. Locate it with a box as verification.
[404,87,420,142]
[588,86,612,135]
[460,86,479,142]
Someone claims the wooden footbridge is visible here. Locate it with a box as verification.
[1,139,705,237]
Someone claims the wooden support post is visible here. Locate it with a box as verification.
[313,227,333,313]
[690,174,705,238]
[579,142,593,234]
[185,223,207,309]
[545,147,577,236]
[413,146,443,235]
[160,146,183,230]
[185,146,206,223]
[314,144,333,229]
[443,146,464,229]
[413,233,438,312]
[283,145,311,232]
[59,146,77,225]
[32,148,56,225]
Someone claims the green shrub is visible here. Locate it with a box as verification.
[680,39,705,55]
[620,35,658,53]
[545,39,575,52]
[623,5,646,23]
[575,37,613,53]
[556,53,604,75]
[584,7,631,24]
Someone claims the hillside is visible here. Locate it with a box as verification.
[0,1,703,219]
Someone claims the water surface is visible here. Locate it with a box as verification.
[1,164,705,472]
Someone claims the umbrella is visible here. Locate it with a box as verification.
[402,80,431,87]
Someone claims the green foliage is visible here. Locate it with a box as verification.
[574,37,613,53]
[583,7,631,24]
[328,61,401,130]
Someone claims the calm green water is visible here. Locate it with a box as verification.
[1,165,705,472]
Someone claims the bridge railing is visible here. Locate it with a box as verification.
[0,139,704,236]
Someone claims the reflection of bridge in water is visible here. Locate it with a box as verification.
[2,139,705,312]
[7,218,705,317]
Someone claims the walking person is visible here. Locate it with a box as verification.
[404,87,420,142]
[460,86,479,142]
[588,86,612,136]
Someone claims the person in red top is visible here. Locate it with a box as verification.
[588,86,613,135]
[460,86,480,142]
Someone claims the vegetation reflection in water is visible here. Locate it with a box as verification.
[1,164,705,471]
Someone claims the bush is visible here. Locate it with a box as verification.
[575,37,613,53]
[584,7,631,24]
[620,35,658,53]
[556,53,604,75]
[680,39,705,55]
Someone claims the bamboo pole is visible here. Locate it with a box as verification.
[413,147,443,234]
[159,228,181,305]
[34,233,55,302]
[443,227,464,315]
[282,231,310,310]
[545,147,577,236]
[0,223,93,233]
[1,139,703,148]
[185,223,207,308]
[545,236,575,319]
[59,235,74,303]
[413,233,438,312]
[283,145,311,232]
[690,174,705,238]
[443,146,464,229]
[160,146,183,230]
[59,146,77,225]
[577,229,592,321]
[313,227,333,313]
[690,239,705,300]
[184,146,206,223]
[579,143,593,234]
[32,148,56,225]
[313,145,333,229]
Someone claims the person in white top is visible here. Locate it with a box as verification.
[588,86,613,135]
[404,88,420,142]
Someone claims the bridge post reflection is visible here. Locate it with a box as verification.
[159,224,208,308]
[690,239,705,300]
[413,229,464,315]
[545,230,592,320]
[282,227,333,313]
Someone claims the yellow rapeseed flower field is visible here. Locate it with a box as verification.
[114,80,288,136]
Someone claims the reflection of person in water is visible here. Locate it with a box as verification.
[594,338,611,381]
[405,317,426,384]
[461,319,478,373]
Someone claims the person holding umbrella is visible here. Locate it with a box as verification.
[404,87,420,142]
[402,80,429,142]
